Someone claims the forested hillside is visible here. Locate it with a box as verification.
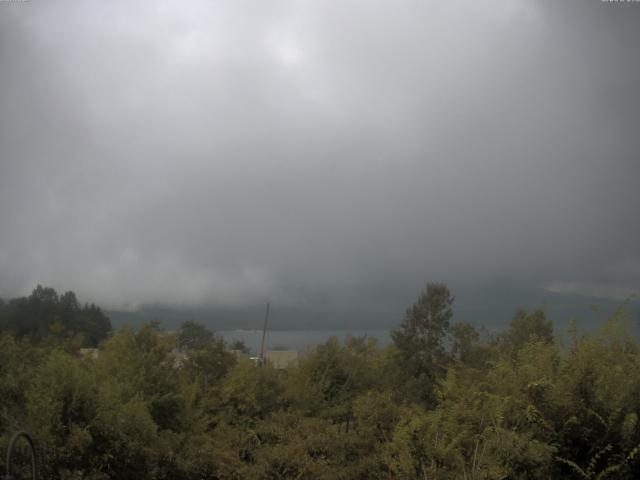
[0,284,639,479]
[0,286,111,347]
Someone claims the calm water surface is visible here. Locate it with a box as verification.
[218,329,391,354]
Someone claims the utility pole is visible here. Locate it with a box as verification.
[259,302,270,365]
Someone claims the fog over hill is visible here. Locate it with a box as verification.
[107,287,639,334]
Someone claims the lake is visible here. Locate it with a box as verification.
[218,329,392,354]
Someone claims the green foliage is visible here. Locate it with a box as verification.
[229,339,251,354]
[0,286,111,346]
[177,320,214,350]
[183,336,236,391]
[497,308,554,355]
[0,284,639,479]
[221,359,286,423]
[391,282,454,405]
[289,335,381,427]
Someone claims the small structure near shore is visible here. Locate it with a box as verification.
[265,350,298,370]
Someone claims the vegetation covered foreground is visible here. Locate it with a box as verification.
[0,284,639,479]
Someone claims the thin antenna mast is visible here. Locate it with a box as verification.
[259,302,270,364]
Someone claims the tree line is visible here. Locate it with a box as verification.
[0,285,111,347]
[0,283,638,479]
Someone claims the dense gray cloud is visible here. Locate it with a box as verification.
[1,0,639,319]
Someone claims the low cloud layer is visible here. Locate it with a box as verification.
[1,1,639,316]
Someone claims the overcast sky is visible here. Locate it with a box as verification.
[1,0,639,316]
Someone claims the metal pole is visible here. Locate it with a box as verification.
[259,302,270,364]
